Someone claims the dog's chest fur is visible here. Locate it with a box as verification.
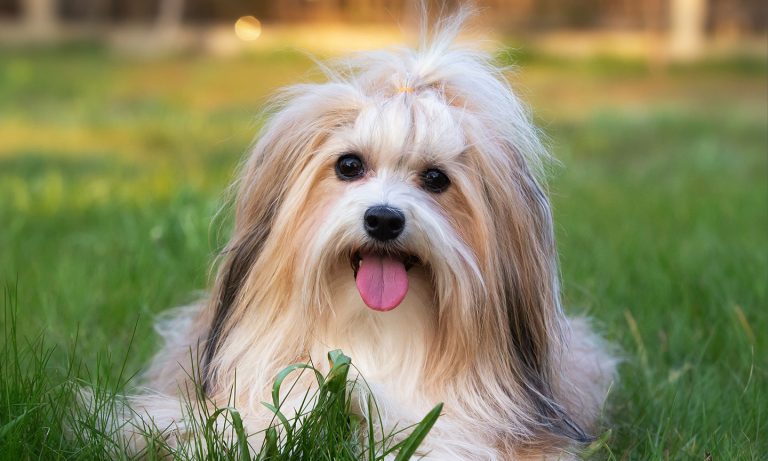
[313,266,436,405]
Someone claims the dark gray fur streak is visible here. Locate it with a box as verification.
[201,214,274,392]
[506,169,591,443]
[504,282,590,443]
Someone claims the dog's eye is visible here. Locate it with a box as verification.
[421,168,451,193]
[336,154,365,181]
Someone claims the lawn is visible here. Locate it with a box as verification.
[1,44,766,459]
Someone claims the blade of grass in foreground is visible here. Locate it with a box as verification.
[392,403,443,461]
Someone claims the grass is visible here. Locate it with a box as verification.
[2,292,442,459]
[0,45,766,459]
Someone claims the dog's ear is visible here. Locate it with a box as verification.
[481,143,590,443]
[201,86,360,390]
[200,125,288,390]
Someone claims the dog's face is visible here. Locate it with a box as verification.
[291,93,486,316]
[208,69,557,376]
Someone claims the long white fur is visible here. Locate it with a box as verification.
[117,9,618,461]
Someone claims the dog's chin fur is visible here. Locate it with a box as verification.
[122,9,617,460]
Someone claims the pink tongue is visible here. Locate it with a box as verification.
[355,253,409,311]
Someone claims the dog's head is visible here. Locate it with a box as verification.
[202,15,585,444]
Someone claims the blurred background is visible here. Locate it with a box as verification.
[1,0,766,58]
[0,1,765,458]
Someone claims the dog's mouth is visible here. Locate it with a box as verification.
[350,251,419,312]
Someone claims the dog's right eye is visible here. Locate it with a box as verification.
[336,154,365,181]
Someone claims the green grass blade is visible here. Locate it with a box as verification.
[260,401,293,442]
[257,426,279,461]
[229,408,251,461]
[324,350,351,394]
[0,406,39,441]
[271,363,324,409]
[367,395,376,461]
[392,403,443,461]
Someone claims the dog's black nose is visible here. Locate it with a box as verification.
[364,206,405,241]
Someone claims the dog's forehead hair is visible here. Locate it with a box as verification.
[349,90,466,170]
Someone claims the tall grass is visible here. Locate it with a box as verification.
[1,285,442,460]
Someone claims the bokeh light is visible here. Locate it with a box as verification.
[234,16,262,41]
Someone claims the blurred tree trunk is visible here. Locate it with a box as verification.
[21,0,58,40]
[157,0,185,35]
[669,0,707,60]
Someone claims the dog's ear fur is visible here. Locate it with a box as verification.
[489,145,589,443]
[201,86,360,390]
[200,124,285,390]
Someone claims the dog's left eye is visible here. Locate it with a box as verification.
[336,154,366,181]
[421,168,451,193]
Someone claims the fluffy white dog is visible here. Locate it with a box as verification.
[125,11,616,460]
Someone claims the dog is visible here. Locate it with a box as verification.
[123,10,617,460]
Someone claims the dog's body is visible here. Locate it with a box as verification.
[126,13,616,460]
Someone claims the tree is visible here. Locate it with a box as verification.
[21,0,58,40]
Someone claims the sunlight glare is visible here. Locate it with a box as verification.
[234,16,262,41]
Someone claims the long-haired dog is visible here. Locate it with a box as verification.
[124,11,616,460]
